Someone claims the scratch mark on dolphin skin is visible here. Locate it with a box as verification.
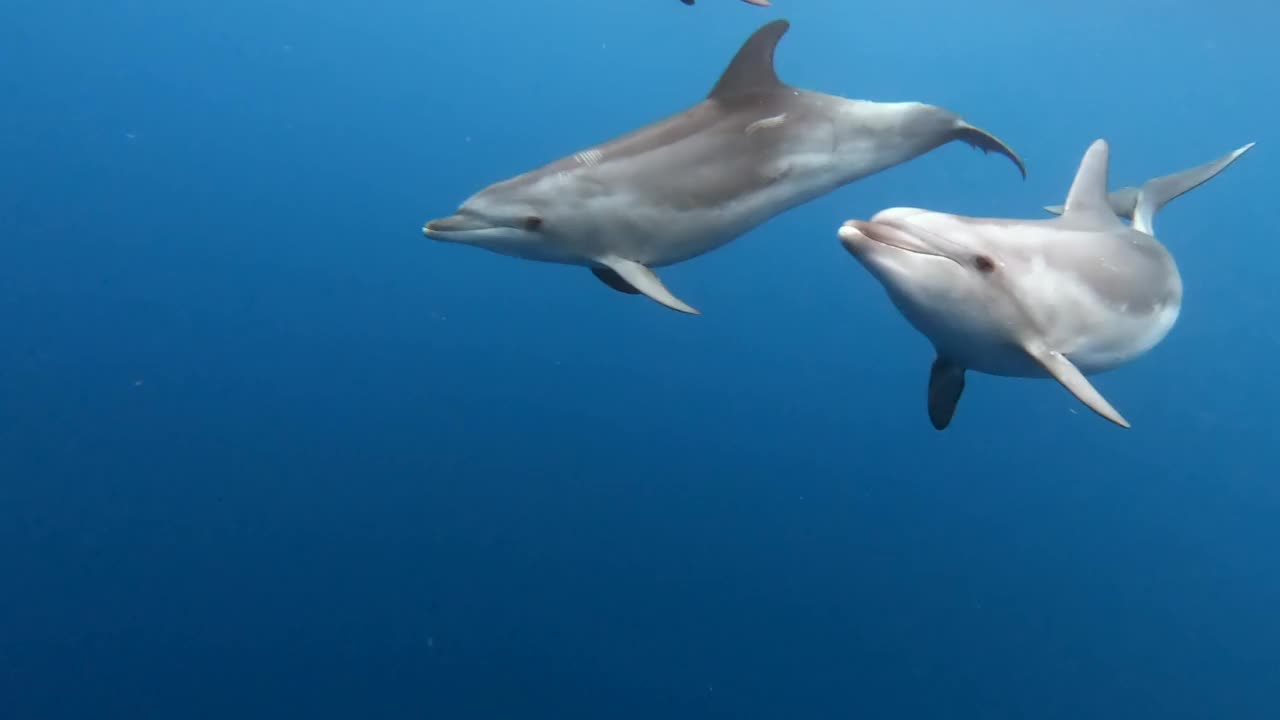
[745,114,787,135]
[574,149,604,167]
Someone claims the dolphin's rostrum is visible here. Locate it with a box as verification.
[424,20,1024,314]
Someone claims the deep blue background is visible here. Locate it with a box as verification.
[2,1,1277,718]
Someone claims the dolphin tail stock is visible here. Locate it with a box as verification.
[951,122,1027,179]
[1044,142,1256,235]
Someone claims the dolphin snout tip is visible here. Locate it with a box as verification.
[422,217,455,238]
[837,221,870,248]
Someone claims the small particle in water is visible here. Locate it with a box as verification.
[124,132,137,141]
[464,136,472,143]
[427,636,435,649]
[133,379,144,387]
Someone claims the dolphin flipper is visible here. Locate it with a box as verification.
[1025,343,1130,429]
[927,356,966,431]
[592,268,641,295]
[597,258,700,315]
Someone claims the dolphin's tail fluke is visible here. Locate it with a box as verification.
[952,122,1026,179]
[1044,142,1255,235]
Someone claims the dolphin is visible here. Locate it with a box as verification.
[423,19,1024,315]
[681,0,772,6]
[837,138,1253,430]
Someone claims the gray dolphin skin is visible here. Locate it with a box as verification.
[423,19,1024,315]
[838,138,1253,430]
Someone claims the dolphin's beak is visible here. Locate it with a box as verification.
[422,213,490,238]
[839,219,943,259]
[837,220,874,253]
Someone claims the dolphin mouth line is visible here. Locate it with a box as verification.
[423,212,493,237]
[842,219,957,264]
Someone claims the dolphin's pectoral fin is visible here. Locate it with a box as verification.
[1024,343,1131,429]
[952,122,1027,179]
[591,267,641,295]
[927,356,966,430]
[597,258,701,315]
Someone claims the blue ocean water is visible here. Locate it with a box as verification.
[2,1,1277,717]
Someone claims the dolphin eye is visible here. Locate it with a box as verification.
[523,216,543,232]
[974,255,996,273]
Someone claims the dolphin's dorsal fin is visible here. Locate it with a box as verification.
[708,19,790,100]
[1043,186,1139,219]
[1062,139,1114,219]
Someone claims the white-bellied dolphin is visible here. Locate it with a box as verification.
[423,19,1024,315]
[837,138,1253,430]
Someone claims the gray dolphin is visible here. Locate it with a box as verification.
[838,138,1253,430]
[423,19,1024,315]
